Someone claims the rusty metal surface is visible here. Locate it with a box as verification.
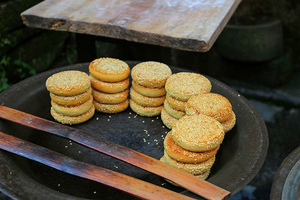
[0,62,268,199]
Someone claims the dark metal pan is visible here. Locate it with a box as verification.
[0,62,268,199]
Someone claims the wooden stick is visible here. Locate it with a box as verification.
[0,131,195,200]
[0,105,230,200]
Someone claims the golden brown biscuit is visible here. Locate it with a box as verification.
[164,132,219,163]
[172,115,225,152]
[186,93,233,123]
[90,75,129,94]
[163,152,215,175]
[165,72,211,101]
[129,99,162,117]
[46,70,91,96]
[131,81,166,97]
[165,94,186,112]
[92,89,128,104]
[130,87,165,107]
[164,100,185,120]
[222,111,236,133]
[93,99,129,114]
[50,87,92,106]
[89,58,130,82]
[159,157,210,186]
[51,96,93,117]
[50,105,95,125]
[131,61,172,88]
[161,108,178,129]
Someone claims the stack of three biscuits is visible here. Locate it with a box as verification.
[160,114,225,181]
[46,70,95,125]
[129,61,172,117]
[161,72,212,129]
[89,58,130,114]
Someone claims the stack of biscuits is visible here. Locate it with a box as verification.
[186,93,236,133]
[130,61,172,117]
[160,114,225,181]
[89,58,130,113]
[161,72,212,129]
[46,70,95,125]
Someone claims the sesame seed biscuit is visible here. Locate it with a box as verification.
[132,81,166,97]
[222,111,236,133]
[93,99,129,114]
[186,93,233,123]
[89,58,130,82]
[129,99,162,117]
[164,100,185,120]
[130,87,165,107]
[131,61,172,88]
[50,87,92,106]
[161,108,178,129]
[90,75,129,94]
[165,72,212,101]
[50,105,95,125]
[172,115,225,152]
[46,70,91,96]
[165,94,186,112]
[164,132,219,163]
[159,156,210,186]
[92,89,129,104]
[163,152,215,175]
[51,96,93,117]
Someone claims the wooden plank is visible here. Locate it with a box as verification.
[21,0,241,52]
[0,105,230,200]
[0,131,196,200]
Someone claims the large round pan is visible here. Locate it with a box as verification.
[0,62,268,199]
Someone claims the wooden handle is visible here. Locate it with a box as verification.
[0,131,196,200]
[0,105,230,200]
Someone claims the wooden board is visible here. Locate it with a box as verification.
[21,0,241,52]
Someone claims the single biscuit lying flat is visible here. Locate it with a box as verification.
[222,111,236,133]
[165,72,211,101]
[164,132,219,163]
[90,75,129,94]
[131,61,172,88]
[172,115,225,152]
[92,89,128,104]
[132,81,166,97]
[130,87,165,107]
[163,152,215,175]
[129,99,162,117]
[186,93,233,123]
[46,70,91,96]
[50,87,92,106]
[51,96,93,117]
[161,108,178,129]
[165,94,186,112]
[93,99,129,114]
[50,105,95,125]
[89,58,130,82]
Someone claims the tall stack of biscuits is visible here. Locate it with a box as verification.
[160,114,225,181]
[46,70,95,125]
[186,93,236,133]
[130,61,172,117]
[89,58,130,114]
[161,72,212,129]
